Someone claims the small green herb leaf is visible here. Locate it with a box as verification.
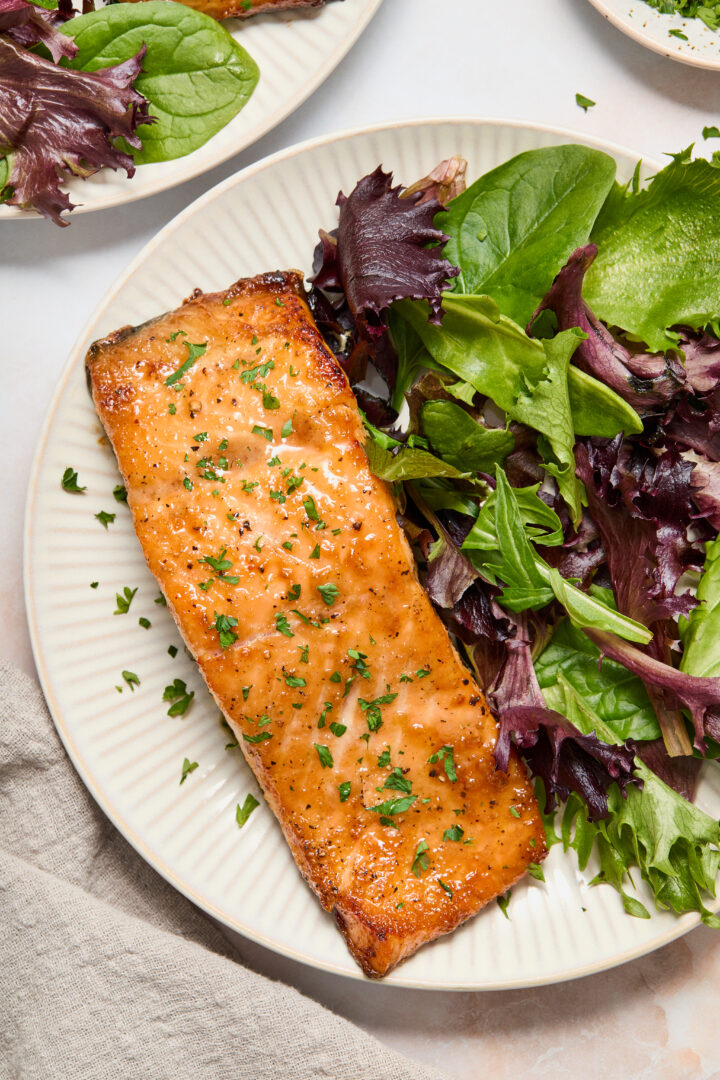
[236,793,260,828]
[61,467,86,494]
[179,757,198,785]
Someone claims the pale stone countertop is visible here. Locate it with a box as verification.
[4,0,720,1074]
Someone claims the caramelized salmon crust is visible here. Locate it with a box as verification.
[86,270,547,977]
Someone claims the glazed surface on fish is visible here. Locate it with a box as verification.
[86,271,547,977]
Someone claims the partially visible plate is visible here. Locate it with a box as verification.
[0,0,383,218]
[25,118,720,989]
[586,0,720,68]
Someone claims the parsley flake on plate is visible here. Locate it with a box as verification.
[61,467,86,494]
[114,586,137,615]
[179,757,199,785]
[95,510,116,529]
[236,793,260,828]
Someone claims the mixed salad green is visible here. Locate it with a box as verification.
[0,0,258,223]
[644,0,720,32]
[307,144,720,924]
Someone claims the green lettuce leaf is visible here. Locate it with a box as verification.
[585,154,720,352]
[464,470,652,643]
[437,143,617,325]
[420,400,514,475]
[535,617,661,742]
[681,536,720,679]
[546,677,720,926]
[363,439,473,483]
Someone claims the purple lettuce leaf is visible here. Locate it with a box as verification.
[0,0,76,63]
[586,628,720,753]
[0,37,151,224]
[664,391,720,461]
[531,245,685,413]
[489,616,639,820]
[317,165,460,325]
[635,738,702,803]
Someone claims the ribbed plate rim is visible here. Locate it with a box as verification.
[0,0,384,219]
[24,116,716,990]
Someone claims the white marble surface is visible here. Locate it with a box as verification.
[5,0,720,1074]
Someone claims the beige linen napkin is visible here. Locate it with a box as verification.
[0,662,446,1080]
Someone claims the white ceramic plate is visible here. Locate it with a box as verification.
[25,118,720,990]
[0,0,382,219]
[586,0,720,69]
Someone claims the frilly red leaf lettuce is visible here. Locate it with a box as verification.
[0,36,151,224]
[0,0,76,63]
[313,165,460,326]
[489,616,639,820]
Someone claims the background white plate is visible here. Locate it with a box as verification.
[25,118,720,990]
[586,0,720,69]
[0,0,382,219]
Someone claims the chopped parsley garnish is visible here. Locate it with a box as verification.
[165,341,207,385]
[253,535,265,552]
[275,613,294,638]
[243,731,273,744]
[443,824,464,842]
[138,617,151,630]
[509,806,521,818]
[114,586,137,615]
[380,816,398,829]
[90,582,99,589]
[575,92,596,112]
[329,721,347,738]
[241,479,259,492]
[309,543,321,559]
[168,645,178,658]
[669,27,688,39]
[241,360,274,384]
[377,748,392,768]
[428,744,457,782]
[262,389,280,410]
[416,668,430,679]
[168,404,177,415]
[284,674,306,688]
[281,415,294,438]
[411,839,430,878]
[252,425,273,441]
[303,495,320,520]
[199,548,239,584]
[113,484,128,503]
[95,510,116,529]
[270,490,286,503]
[437,879,453,900]
[155,593,167,606]
[242,685,252,701]
[298,644,309,664]
[338,781,351,802]
[236,793,260,828]
[317,583,339,606]
[275,297,284,307]
[163,678,194,717]
[214,611,239,649]
[282,540,294,551]
[497,891,511,919]
[61,467,86,494]
[367,795,416,816]
[399,673,413,683]
[287,584,301,601]
[179,758,199,785]
[183,477,193,491]
[314,743,333,768]
[122,670,140,692]
[193,431,209,442]
[318,702,333,727]
[329,671,341,683]
[358,692,397,733]
[383,767,412,794]
[703,125,720,139]
[167,330,187,342]
[528,862,545,882]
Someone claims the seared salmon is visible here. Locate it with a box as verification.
[86,271,546,977]
[124,0,334,22]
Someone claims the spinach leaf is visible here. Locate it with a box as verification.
[364,439,472,483]
[420,400,514,475]
[437,144,617,326]
[64,1,259,164]
[0,157,8,195]
[536,617,660,742]
[585,154,720,352]
[680,536,720,679]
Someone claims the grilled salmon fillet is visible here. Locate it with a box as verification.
[86,271,547,978]
[124,0,335,21]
